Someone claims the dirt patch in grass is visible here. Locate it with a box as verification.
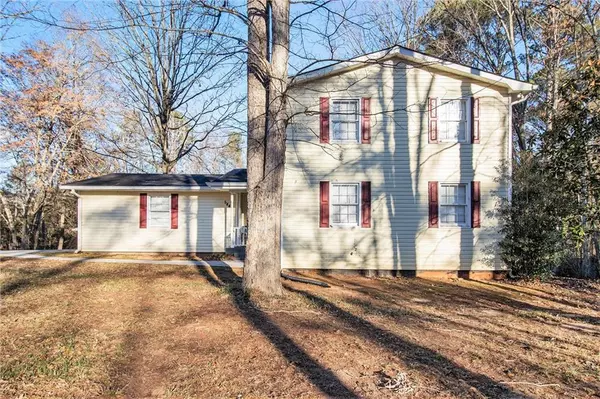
[1,259,599,398]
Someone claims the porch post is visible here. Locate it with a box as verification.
[77,196,81,252]
[230,192,235,247]
[235,192,241,228]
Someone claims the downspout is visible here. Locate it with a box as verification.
[70,189,82,253]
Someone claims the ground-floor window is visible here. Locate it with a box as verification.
[149,194,171,228]
[439,183,469,227]
[331,183,359,226]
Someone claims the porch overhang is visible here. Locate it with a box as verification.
[205,182,247,192]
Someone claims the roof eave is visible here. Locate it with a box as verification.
[60,183,248,192]
[60,185,219,191]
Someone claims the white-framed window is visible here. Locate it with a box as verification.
[331,99,360,142]
[149,194,171,228]
[331,183,360,226]
[439,183,470,227]
[438,99,468,142]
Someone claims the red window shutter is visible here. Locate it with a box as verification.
[361,181,371,228]
[428,97,438,143]
[171,194,179,229]
[472,181,481,228]
[361,97,371,144]
[428,182,439,228]
[319,181,329,228]
[320,97,330,143]
[139,193,147,229]
[471,97,480,144]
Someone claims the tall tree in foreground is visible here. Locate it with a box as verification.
[243,0,289,295]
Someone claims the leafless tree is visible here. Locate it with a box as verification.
[103,0,245,173]
[0,0,40,42]
[345,0,422,55]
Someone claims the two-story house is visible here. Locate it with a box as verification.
[61,46,534,276]
[281,46,534,276]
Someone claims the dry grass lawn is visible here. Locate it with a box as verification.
[1,257,599,398]
[35,251,235,261]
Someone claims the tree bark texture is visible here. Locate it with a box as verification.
[243,0,289,296]
[58,208,65,250]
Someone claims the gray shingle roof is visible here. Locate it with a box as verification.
[62,168,247,188]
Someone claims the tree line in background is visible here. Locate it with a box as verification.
[0,0,598,281]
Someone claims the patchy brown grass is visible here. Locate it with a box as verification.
[1,259,599,398]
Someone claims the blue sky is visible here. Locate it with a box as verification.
[2,1,86,52]
[1,0,373,177]
[2,0,364,68]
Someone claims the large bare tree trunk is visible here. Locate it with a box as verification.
[20,218,28,249]
[0,194,19,249]
[243,0,289,296]
[58,208,65,250]
[32,209,43,250]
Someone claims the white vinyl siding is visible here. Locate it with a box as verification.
[439,183,469,227]
[283,59,510,271]
[331,183,359,226]
[331,99,360,142]
[439,99,468,142]
[149,195,170,228]
[80,192,230,252]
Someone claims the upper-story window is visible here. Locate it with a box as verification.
[331,99,360,142]
[149,194,171,228]
[439,99,468,143]
[439,183,469,227]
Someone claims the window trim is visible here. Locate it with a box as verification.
[437,98,471,144]
[438,182,471,228]
[148,194,172,229]
[329,182,361,228]
[329,98,361,144]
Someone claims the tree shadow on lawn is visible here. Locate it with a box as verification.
[198,266,531,399]
[194,265,358,398]
[311,273,600,326]
[471,279,600,311]
[1,260,189,299]
[342,292,599,375]
[1,259,86,296]
[285,285,533,399]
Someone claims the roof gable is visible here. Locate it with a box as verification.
[291,46,535,94]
